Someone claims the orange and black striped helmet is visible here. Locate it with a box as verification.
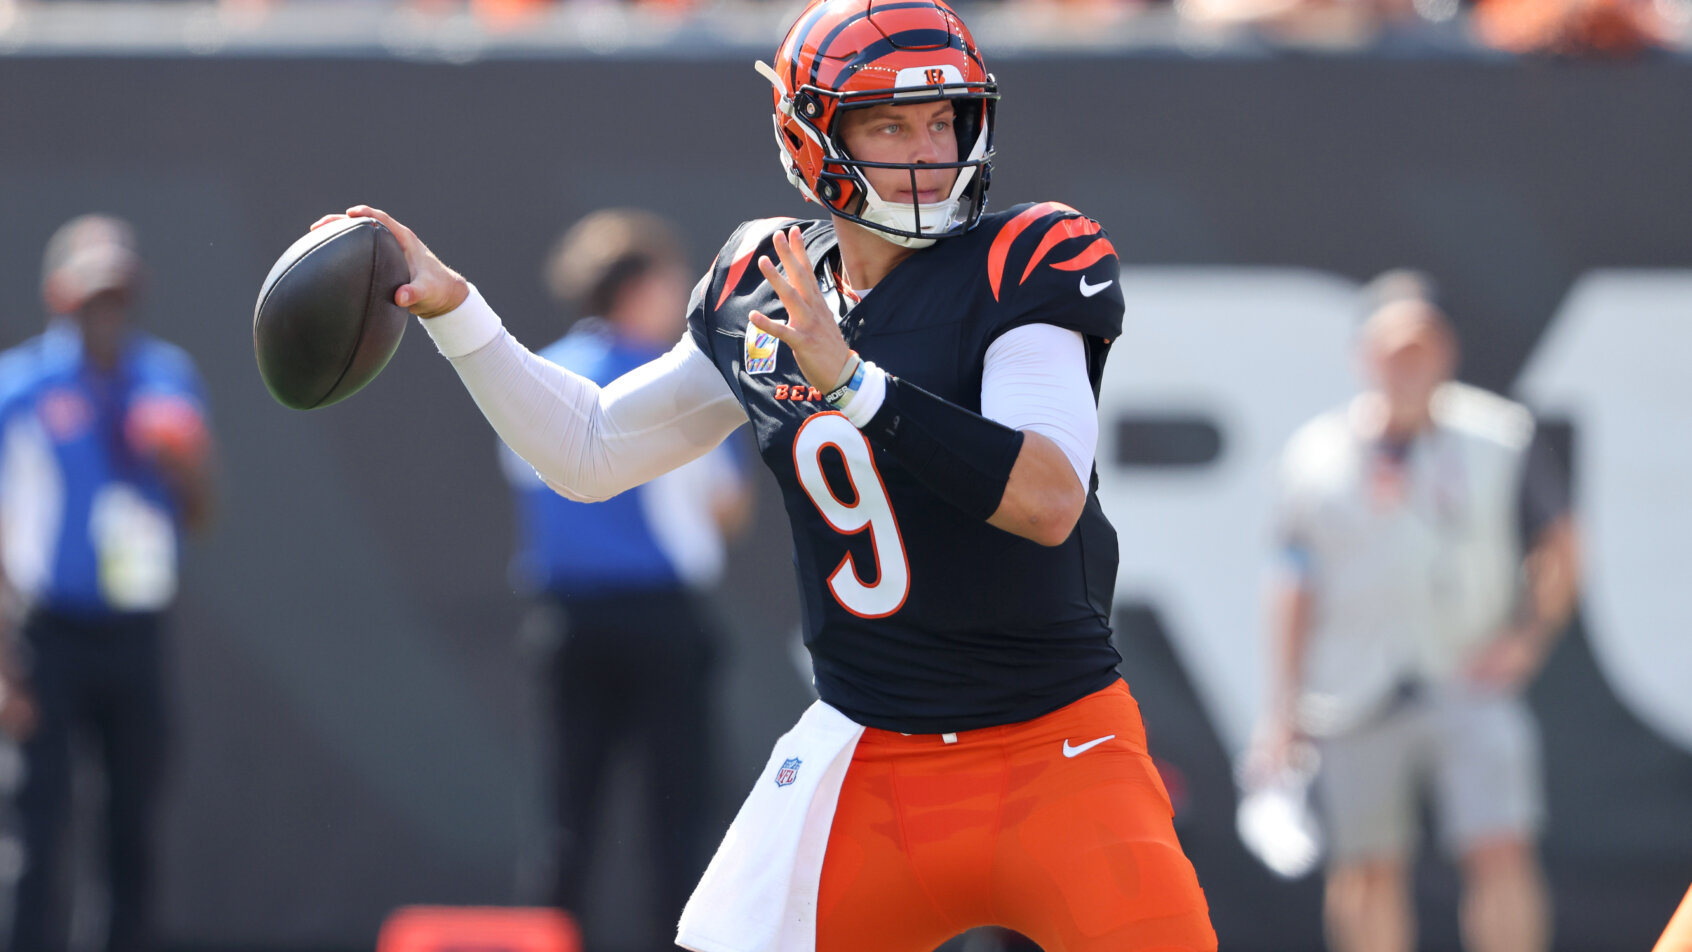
[756,0,998,248]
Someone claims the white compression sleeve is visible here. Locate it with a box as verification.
[980,323,1099,490]
[420,286,748,502]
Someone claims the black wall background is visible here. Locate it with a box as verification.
[1,49,1689,951]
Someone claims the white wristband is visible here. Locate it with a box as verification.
[418,284,503,359]
[839,361,887,428]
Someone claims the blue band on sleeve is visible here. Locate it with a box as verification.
[1280,543,1314,579]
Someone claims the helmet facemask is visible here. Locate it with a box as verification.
[821,92,995,249]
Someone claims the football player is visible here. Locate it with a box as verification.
[319,0,1215,948]
[1657,884,1692,952]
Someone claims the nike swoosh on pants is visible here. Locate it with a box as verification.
[1062,734,1116,758]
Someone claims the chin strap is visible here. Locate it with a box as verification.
[754,59,786,98]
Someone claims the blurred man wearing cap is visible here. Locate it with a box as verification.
[0,215,216,952]
[1252,274,1580,952]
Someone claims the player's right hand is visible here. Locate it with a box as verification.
[747,225,853,392]
[1244,713,1306,785]
[310,206,470,319]
[126,395,210,467]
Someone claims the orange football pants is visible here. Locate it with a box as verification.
[1655,883,1692,952]
[816,680,1217,952]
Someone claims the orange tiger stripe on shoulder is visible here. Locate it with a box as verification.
[987,202,1077,301]
[1019,217,1102,285]
[716,217,798,311]
[1050,237,1118,273]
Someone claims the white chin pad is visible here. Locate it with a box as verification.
[857,166,977,248]
[860,198,960,248]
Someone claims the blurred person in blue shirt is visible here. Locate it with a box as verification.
[503,209,748,945]
[0,215,216,952]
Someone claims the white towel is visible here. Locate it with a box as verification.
[676,700,865,952]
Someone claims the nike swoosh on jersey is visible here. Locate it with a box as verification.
[1062,734,1116,758]
[1079,276,1114,298]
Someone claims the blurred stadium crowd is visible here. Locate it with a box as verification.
[0,0,1689,58]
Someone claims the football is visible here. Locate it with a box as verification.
[253,217,410,410]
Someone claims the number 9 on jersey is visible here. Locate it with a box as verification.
[793,413,910,618]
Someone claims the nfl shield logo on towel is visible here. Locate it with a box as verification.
[774,757,801,787]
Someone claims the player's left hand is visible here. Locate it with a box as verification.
[1465,623,1551,692]
[747,226,852,392]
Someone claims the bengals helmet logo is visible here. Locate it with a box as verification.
[925,68,946,86]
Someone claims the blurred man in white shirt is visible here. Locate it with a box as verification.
[1254,273,1580,952]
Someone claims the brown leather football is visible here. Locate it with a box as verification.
[253,218,409,410]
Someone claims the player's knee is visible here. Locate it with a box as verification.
[1461,835,1539,883]
[1328,857,1409,897]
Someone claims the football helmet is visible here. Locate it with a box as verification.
[757,0,998,248]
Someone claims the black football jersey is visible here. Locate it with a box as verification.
[688,202,1125,733]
